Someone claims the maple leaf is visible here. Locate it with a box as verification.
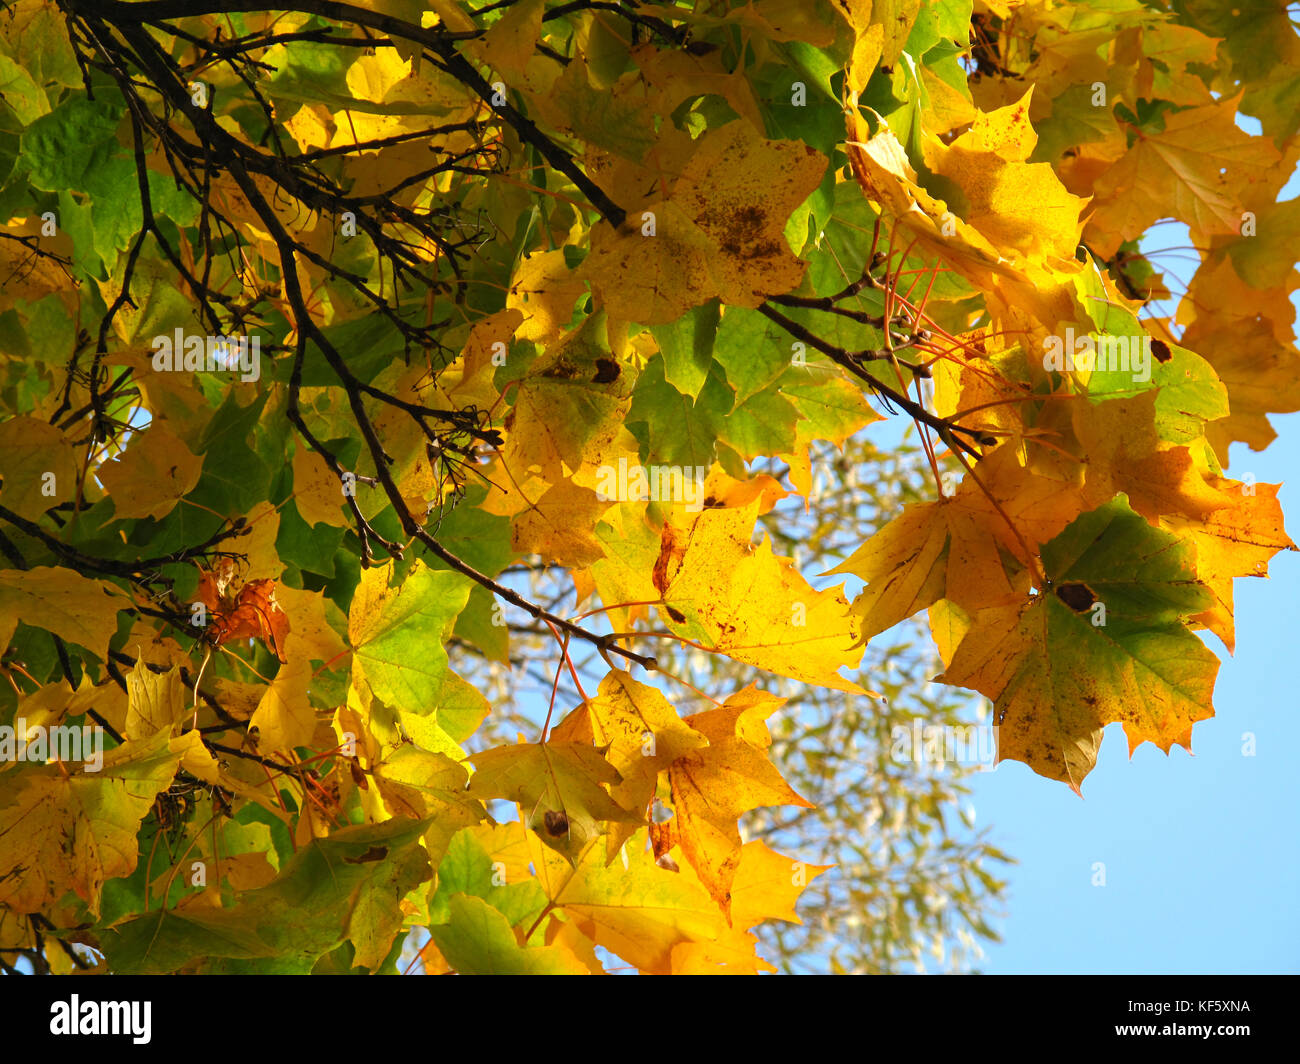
[124,659,187,741]
[249,654,315,757]
[96,818,432,973]
[427,826,546,930]
[604,499,872,694]
[1163,479,1298,653]
[669,687,813,912]
[371,746,484,867]
[1088,97,1283,254]
[506,478,612,568]
[0,416,78,522]
[843,99,1087,334]
[1177,258,1300,460]
[0,566,128,659]
[582,120,827,325]
[921,90,1089,265]
[938,495,1220,791]
[528,829,734,975]
[98,426,203,522]
[428,893,589,975]
[499,312,634,483]
[291,443,350,529]
[506,249,587,345]
[824,481,1028,643]
[347,560,470,710]
[729,841,832,932]
[0,731,180,917]
[550,668,706,856]
[196,560,291,664]
[466,741,640,862]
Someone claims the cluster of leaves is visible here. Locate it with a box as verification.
[460,434,1014,973]
[0,0,1295,974]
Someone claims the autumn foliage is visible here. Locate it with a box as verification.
[0,0,1296,974]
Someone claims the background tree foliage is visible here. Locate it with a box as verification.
[0,0,1295,974]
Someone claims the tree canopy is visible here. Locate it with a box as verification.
[0,0,1296,975]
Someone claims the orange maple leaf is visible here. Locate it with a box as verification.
[196,560,290,663]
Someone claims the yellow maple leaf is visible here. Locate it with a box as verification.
[729,840,832,931]
[551,668,707,855]
[844,102,1085,336]
[650,500,871,694]
[824,482,1026,642]
[291,443,348,529]
[499,313,632,483]
[1089,97,1283,252]
[467,741,639,863]
[530,830,731,975]
[124,660,187,741]
[506,249,586,344]
[508,478,612,568]
[669,687,812,911]
[0,416,78,522]
[1072,391,1232,523]
[249,652,316,757]
[669,929,778,974]
[0,566,128,661]
[583,120,827,325]
[921,91,1089,264]
[1165,479,1298,653]
[0,731,179,916]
